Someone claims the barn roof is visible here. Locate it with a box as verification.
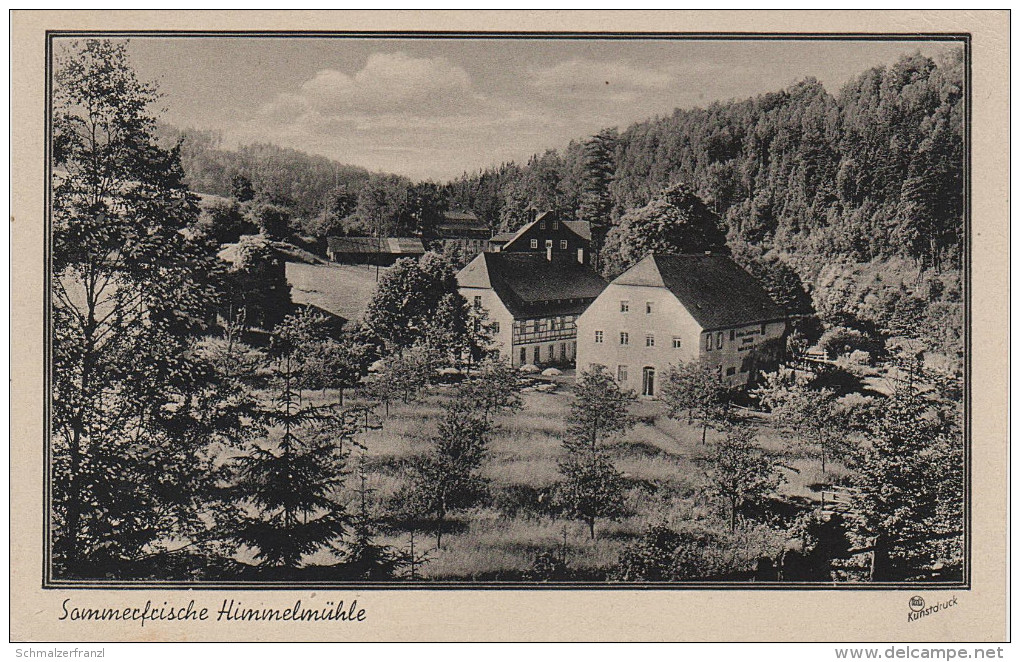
[326,236,425,255]
[614,254,786,330]
[457,252,607,317]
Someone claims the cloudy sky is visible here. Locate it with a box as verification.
[102,37,958,181]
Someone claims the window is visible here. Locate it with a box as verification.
[560,343,566,360]
[705,334,713,351]
[761,323,767,335]
[726,367,736,376]
[730,329,735,341]
[473,295,482,309]
[646,302,653,314]
[549,345,556,360]
[594,330,604,343]
[672,336,682,349]
[553,219,559,230]
[620,300,630,313]
[540,220,546,230]
[520,347,526,364]
[533,346,540,364]
[491,322,500,333]
[617,365,629,382]
[545,239,553,249]
[530,239,538,249]
[560,240,568,250]
[716,331,723,348]
[620,332,630,345]
[646,334,655,347]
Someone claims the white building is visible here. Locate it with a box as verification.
[575,253,787,395]
[456,250,607,367]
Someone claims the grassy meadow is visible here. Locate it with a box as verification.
[295,373,844,581]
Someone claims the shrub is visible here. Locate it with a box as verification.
[818,325,882,359]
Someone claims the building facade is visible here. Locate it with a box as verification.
[456,251,607,367]
[326,236,425,266]
[491,211,592,265]
[576,253,787,395]
[430,210,492,257]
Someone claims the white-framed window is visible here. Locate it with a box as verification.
[646,301,653,314]
[492,322,500,333]
[620,331,630,345]
[672,336,682,349]
[530,239,538,249]
[716,331,723,347]
[594,330,604,343]
[705,334,713,351]
[560,240,568,250]
[545,239,553,249]
[618,365,628,382]
[540,220,546,230]
[646,334,655,347]
[620,300,630,313]
[473,295,482,309]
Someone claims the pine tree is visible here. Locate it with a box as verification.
[228,314,362,569]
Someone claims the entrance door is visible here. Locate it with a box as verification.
[642,367,656,397]
[520,347,526,365]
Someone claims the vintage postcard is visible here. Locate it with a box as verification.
[9,10,1009,642]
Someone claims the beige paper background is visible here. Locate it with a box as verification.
[10,10,1009,643]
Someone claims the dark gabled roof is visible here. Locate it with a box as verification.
[326,236,425,255]
[457,252,607,318]
[562,220,591,241]
[615,254,786,330]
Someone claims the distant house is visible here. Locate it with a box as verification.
[575,253,787,395]
[491,211,592,265]
[430,210,492,256]
[456,251,607,367]
[326,236,425,266]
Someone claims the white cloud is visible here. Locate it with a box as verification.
[263,52,480,118]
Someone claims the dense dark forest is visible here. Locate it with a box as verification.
[168,49,964,369]
[446,50,965,368]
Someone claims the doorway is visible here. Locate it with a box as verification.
[642,366,656,397]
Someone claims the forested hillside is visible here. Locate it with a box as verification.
[443,50,965,369]
[165,50,964,370]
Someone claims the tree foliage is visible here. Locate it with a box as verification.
[51,39,235,576]
[661,360,733,444]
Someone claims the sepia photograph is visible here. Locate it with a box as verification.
[43,30,970,589]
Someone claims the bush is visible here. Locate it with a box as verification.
[818,325,882,359]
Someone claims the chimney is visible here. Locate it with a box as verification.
[577,247,584,264]
[546,245,553,262]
